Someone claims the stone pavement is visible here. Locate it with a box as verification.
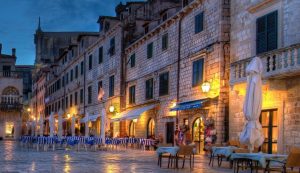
[0,140,259,173]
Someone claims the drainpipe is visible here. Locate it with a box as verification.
[83,52,86,118]
[176,17,183,130]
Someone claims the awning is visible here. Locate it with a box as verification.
[80,114,100,123]
[170,99,209,111]
[111,104,157,122]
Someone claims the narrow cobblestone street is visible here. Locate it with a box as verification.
[0,141,237,173]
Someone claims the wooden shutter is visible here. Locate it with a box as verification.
[267,11,278,51]
[131,54,135,67]
[257,15,267,54]
[147,43,153,59]
[195,12,204,33]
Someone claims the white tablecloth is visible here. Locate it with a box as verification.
[156,147,180,156]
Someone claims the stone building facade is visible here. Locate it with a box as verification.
[0,44,23,139]
[123,0,230,153]
[229,0,300,154]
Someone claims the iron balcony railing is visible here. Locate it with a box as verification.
[230,44,300,84]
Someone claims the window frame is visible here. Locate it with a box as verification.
[129,85,136,104]
[159,72,169,96]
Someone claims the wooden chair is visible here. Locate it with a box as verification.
[208,143,222,166]
[176,145,194,169]
[265,147,300,173]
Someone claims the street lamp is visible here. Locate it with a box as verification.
[109,105,115,113]
[133,118,138,123]
[201,81,211,93]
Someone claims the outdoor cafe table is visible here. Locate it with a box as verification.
[156,146,180,156]
[212,146,238,158]
[230,152,287,169]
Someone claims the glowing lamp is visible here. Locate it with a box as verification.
[201,81,211,93]
[133,119,138,123]
[109,105,115,113]
[55,119,58,123]
[27,108,31,112]
[171,102,177,108]
[67,113,71,119]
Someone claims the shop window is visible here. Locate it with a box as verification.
[129,121,136,137]
[260,109,278,154]
[147,118,155,137]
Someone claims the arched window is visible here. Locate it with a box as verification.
[129,121,136,137]
[1,87,20,104]
[147,118,155,137]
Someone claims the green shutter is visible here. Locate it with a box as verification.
[131,54,135,67]
[257,15,267,54]
[267,11,278,51]
[195,12,204,34]
[147,43,153,59]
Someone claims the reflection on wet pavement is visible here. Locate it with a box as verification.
[0,141,234,173]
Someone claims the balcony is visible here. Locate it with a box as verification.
[230,44,300,84]
[0,95,22,111]
[0,71,22,78]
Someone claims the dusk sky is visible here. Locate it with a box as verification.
[0,0,142,65]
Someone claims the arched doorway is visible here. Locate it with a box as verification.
[129,121,136,137]
[192,117,204,154]
[147,118,155,137]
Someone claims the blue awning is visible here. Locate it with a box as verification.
[170,99,209,111]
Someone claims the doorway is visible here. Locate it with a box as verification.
[129,121,136,137]
[192,118,205,154]
[166,122,174,144]
[260,109,278,154]
[5,122,14,138]
[147,118,155,137]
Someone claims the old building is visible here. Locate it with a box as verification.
[122,0,230,153]
[0,44,23,139]
[229,0,300,154]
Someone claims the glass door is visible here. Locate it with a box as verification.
[260,109,278,154]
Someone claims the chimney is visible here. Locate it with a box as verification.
[12,48,16,57]
[0,43,2,54]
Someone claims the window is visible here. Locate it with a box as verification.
[98,47,103,64]
[66,73,69,84]
[65,96,68,108]
[81,39,84,48]
[145,78,154,100]
[162,33,168,50]
[256,11,278,54]
[162,13,168,21]
[130,54,135,68]
[88,86,92,104]
[70,69,73,81]
[80,61,84,75]
[109,37,115,56]
[75,92,78,105]
[70,94,73,107]
[183,0,189,7]
[109,75,114,97]
[89,54,93,70]
[159,72,169,96]
[192,58,204,87]
[98,81,103,93]
[61,98,64,109]
[129,85,136,104]
[75,65,78,79]
[195,12,204,34]
[80,89,84,104]
[147,42,153,59]
[144,25,149,34]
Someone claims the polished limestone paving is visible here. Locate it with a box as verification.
[0,140,235,173]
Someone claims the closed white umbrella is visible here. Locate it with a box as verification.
[71,115,75,137]
[39,114,44,136]
[239,57,265,152]
[100,108,106,144]
[85,113,89,137]
[58,109,63,137]
[49,112,54,137]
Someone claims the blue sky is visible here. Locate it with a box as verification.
[0,0,141,65]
